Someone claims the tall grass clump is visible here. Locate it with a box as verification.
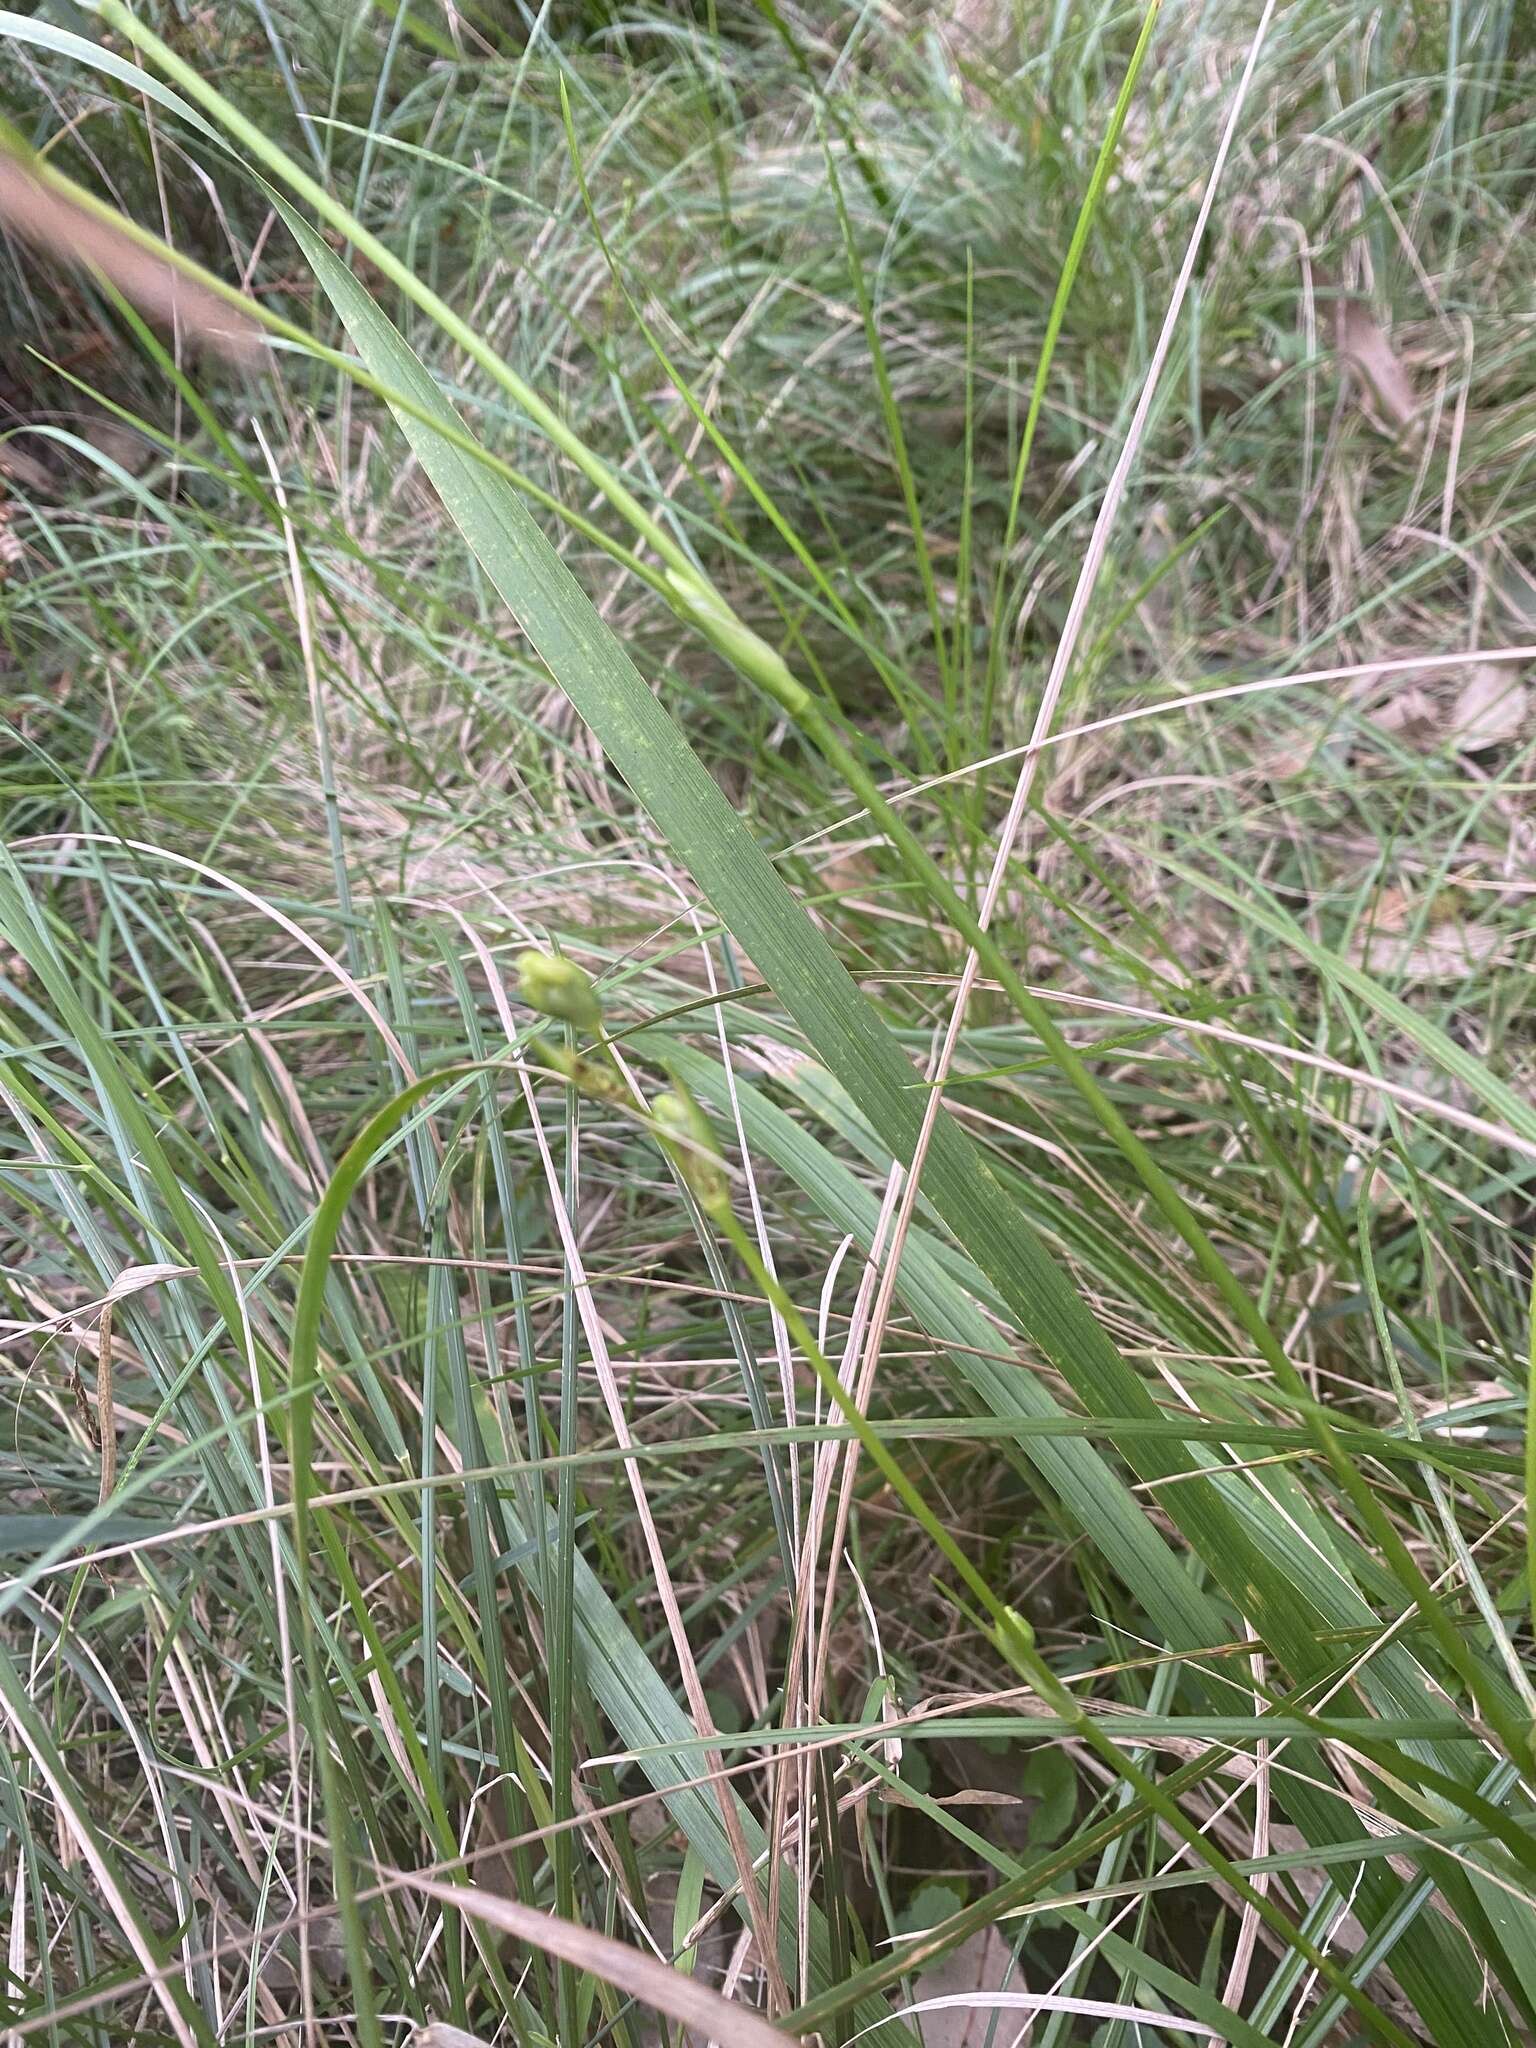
[3,2,1536,2045]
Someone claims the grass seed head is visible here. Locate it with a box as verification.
[652,1086,732,1221]
[516,948,603,1034]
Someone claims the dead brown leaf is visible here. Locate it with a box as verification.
[1370,683,1440,748]
[1337,298,1418,434]
[1256,726,1323,779]
[1351,916,1502,984]
[912,1927,1017,2048]
[1447,663,1529,753]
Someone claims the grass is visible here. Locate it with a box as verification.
[3,0,1536,2043]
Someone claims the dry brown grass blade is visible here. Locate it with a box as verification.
[0,146,262,363]
[1336,297,1417,432]
[398,1876,800,2048]
[93,1302,115,1507]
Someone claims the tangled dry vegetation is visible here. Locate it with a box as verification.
[3,3,1536,2046]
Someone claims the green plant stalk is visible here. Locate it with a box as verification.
[955,250,978,758]
[553,1036,582,2045]
[979,0,1164,763]
[818,114,953,736]
[998,0,1163,566]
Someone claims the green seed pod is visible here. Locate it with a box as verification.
[516,949,602,1034]
[533,1040,625,1104]
[652,1087,732,1222]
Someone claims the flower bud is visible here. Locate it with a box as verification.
[516,949,602,1034]
[991,1603,1036,1680]
[652,1087,731,1221]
